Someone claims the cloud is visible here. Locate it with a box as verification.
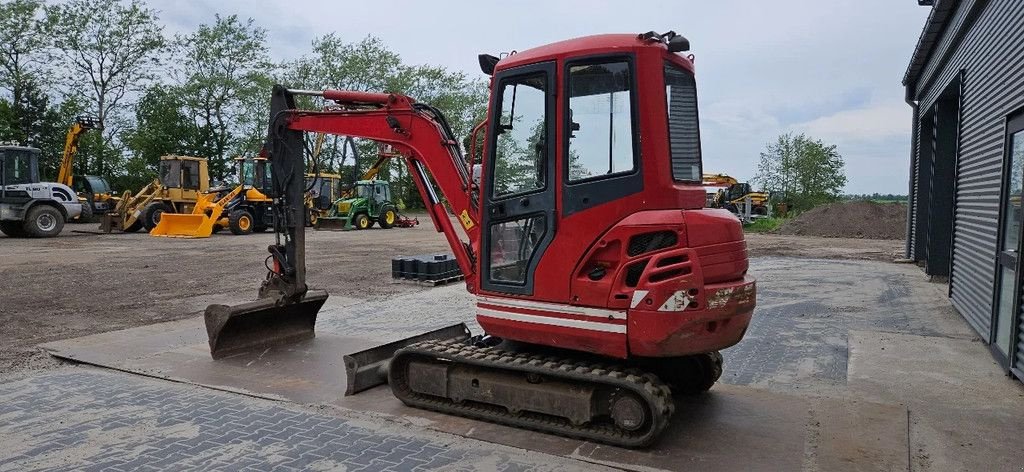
[147,0,931,194]
[703,100,780,134]
[793,103,911,142]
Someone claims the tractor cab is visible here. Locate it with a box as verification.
[304,173,343,212]
[71,175,115,213]
[159,155,209,195]
[237,156,271,190]
[0,146,41,189]
[353,180,391,204]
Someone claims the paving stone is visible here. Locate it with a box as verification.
[0,369,578,472]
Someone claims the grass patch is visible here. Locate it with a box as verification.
[744,217,785,233]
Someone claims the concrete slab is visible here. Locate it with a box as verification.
[42,267,914,471]
[848,330,1024,471]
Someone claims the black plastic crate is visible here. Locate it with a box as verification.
[392,254,463,283]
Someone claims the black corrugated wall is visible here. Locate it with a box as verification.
[908,0,1024,343]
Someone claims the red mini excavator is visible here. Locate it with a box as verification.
[202,31,756,448]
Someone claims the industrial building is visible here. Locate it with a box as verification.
[904,0,1024,378]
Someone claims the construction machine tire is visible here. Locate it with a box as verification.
[23,205,64,238]
[141,202,172,231]
[0,221,27,237]
[228,209,254,235]
[379,207,397,229]
[76,202,94,223]
[753,206,768,216]
[212,224,223,234]
[354,213,371,230]
[123,220,144,233]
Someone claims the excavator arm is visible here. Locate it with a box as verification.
[203,85,478,358]
[265,86,480,293]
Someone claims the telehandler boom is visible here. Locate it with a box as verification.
[203,32,756,448]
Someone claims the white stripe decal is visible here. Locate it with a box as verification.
[477,307,627,334]
[630,290,649,309]
[477,296,626,320]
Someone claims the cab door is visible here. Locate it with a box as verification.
[480,62,557,296]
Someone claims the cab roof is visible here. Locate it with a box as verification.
[161,154,207,162]
[496,33,692,72]
[0,145,40,153]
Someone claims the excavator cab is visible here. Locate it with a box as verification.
[203,31,755,447]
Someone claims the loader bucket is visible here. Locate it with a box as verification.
[151,192,226,238]
[151,213,217,238]
[314,217,351,231]
[204,290,328,359]
[343,323,471,395]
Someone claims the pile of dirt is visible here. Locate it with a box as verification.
[776,201,907,239]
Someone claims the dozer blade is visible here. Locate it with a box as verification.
[151,213,216,238]
[343,323,471,395]
[204,290,328,359]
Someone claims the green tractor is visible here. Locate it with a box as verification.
[316,180,408,230]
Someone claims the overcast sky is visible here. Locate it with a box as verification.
[157,0,931,194]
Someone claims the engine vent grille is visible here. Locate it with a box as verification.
[627,231,678,257]
[624,260,649,287]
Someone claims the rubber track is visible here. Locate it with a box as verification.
[389,339,675,448]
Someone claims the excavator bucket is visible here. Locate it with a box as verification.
[343,323,471,395]
[151,192,226,238]
[204,290,329,359]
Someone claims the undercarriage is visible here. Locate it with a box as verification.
[389,339,723,448]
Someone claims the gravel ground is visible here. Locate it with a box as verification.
[0,215,903,376]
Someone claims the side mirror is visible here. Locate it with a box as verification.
[478,54,499,75]
[667,35,690,53]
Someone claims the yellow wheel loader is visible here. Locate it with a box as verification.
[101,155,211,233]
[153,156,275,237]
[151,185,243,238]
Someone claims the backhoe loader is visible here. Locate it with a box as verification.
[102,155,210,233]
[201,32,756,448]
[701,172,770,216]
[153,156,274,237]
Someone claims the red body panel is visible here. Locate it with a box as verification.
[477,208,754,359]
[285,32,756,360]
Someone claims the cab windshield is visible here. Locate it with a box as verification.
[159,160,181,187]
[240,160,256,186]
[2,149,39,185]
[355,184,372,198]
[85,176,111,194]
[664,62,702,182]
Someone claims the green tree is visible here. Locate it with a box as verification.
[124,86,205,168]
[289,34,488,208]
[0,81,86,179]
[754,132,847,212]
[46,0,166,176]
[177,14,273,178]
[0,0,49,127]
